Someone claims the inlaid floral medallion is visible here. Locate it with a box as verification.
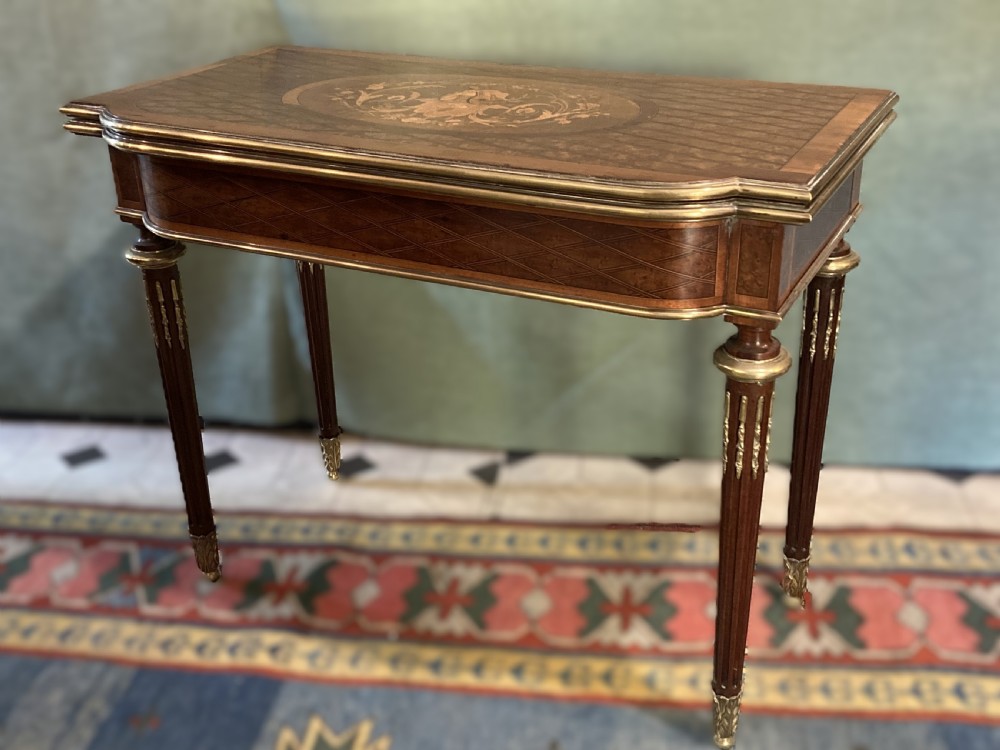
[283,74,643,133]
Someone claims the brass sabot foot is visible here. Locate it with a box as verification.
[712,691,742,749]
[782,555,810,609]
[190,531,221,582]
[320,436,341,480]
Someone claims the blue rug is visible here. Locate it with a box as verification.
[0,500,997,749]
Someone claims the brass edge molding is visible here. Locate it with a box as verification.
[124,242,185,269]
[786,109,895,224]
[108,133,816,224]
[60,91,895,223]
[713,348,792,383]
[59,103,103,120]
[817,248,861,277]
[141,216,784,323]
[101,105,893,219]
[804,97,899,196]
[757,109,890,227]
[63,121,104,137]
[81,101,895,212]
[99,111,813,203]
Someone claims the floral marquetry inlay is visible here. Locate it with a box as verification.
[284,74,643,133]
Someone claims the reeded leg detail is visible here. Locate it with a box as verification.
[784,241,860,606]
[126,225,221,581]
[712,323,792,749]
[296,261,343,480]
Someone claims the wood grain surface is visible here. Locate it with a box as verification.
[64,47,896,202]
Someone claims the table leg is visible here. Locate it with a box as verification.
[296,260,343,479]
[783,241,861,605]
[125,225,221,581]
[711,323,791,749]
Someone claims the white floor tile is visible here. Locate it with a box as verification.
[495,485,653,523]
[421,447,504,484]
[578,456,654,487]
[962,475,1000,530]
[337,484,495,519]
[499,454,583,486]
[1,420,995,533]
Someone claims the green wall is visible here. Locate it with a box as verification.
[2,1,998,469]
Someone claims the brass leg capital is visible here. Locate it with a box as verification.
[782,554,810,608]
[125,229,186,270]
[712,691,743,749]
[713,346,792,384]
[320,436,342,480]
[817,242,860,278]
[190,531,221,582]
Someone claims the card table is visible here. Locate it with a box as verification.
[62,47,896,747]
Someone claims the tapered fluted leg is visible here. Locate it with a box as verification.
[296,260,343,479]
[126,225,220,581]
[711,324,791,749]
[783,241,860,605]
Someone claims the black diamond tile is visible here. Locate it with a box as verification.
[470,461,501,486]
[62,445,106,468]
[505,450,536,466]
[929,469,977,483]
[205,450,238,474]
[339,454,376,479]
[631,456,678,472]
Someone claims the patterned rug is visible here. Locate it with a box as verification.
[0,500,997,749]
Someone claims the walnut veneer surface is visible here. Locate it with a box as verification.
[63,46,896,321]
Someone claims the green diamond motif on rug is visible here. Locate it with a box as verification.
[578,578,675,640]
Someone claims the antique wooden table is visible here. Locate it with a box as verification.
[62,47,896,748]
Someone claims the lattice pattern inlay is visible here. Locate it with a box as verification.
[141,159,721,302]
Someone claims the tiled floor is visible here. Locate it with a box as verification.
[0,419,997,531]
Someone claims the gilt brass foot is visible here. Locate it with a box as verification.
[320,436,342,480]
[782,554,810,608]
[190,531,221,582]
[712,691,742,749]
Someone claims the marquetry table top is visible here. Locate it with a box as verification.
[62,47,897,223]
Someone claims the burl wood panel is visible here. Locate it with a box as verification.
[138,157,726,309]
[732,222,783,303]
[72,47,895,190]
